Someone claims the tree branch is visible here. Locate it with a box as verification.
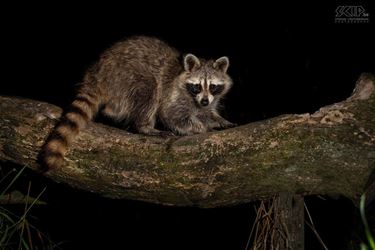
[0,74,374,207]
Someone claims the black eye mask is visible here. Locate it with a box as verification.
[209,84,225,95]
[186,83,202,96]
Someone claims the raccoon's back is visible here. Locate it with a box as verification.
[100,36,181,79]
[93,36,181,115]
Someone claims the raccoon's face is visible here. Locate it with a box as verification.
[182,54,232,107]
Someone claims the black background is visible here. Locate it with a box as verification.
[1,2,374,249]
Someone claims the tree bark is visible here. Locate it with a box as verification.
[273,194,305,250]
[0,73,374,208]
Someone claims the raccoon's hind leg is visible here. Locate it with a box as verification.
[135,105,173,136]
[131,75,172,137]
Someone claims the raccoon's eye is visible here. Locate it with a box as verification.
[209,84,225,95]
[186,83,202,95]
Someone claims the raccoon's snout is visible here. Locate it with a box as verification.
[200,97,209,106]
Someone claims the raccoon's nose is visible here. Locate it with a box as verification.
[201,98,209,106]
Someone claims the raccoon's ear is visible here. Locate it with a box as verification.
[213,56,229,73]
[184,54,201,72]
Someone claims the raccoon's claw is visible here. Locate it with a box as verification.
[217,121,237,129]
[206,127,215,133]
[222,122,237,128]
[158,131,176,137]
[147,130,175,137]
[139,127,175,137]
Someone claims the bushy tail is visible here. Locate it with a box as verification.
[39,88,101,171]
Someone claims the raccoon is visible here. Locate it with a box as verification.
[40,36,235,170]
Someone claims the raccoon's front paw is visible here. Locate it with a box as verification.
[219,121,237,129]
[139,127,175,137]
[157,131,177,137]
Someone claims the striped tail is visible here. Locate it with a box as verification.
[39,90,100,171]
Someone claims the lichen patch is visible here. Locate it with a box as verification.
[120,170,160,188]
[320,110,354,125]
[44,109,61,120]
[34,113,47,122]
[269,140,279,148]
[320,110,344,125]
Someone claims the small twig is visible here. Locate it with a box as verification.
[304,202,328,250]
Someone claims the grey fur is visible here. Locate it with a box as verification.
[41,36,235,169]
[83,36,235,136]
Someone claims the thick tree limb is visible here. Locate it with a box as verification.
[0,74,374,207]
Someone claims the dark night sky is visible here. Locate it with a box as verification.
[1,2,375,249]
[2,2,374,123]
